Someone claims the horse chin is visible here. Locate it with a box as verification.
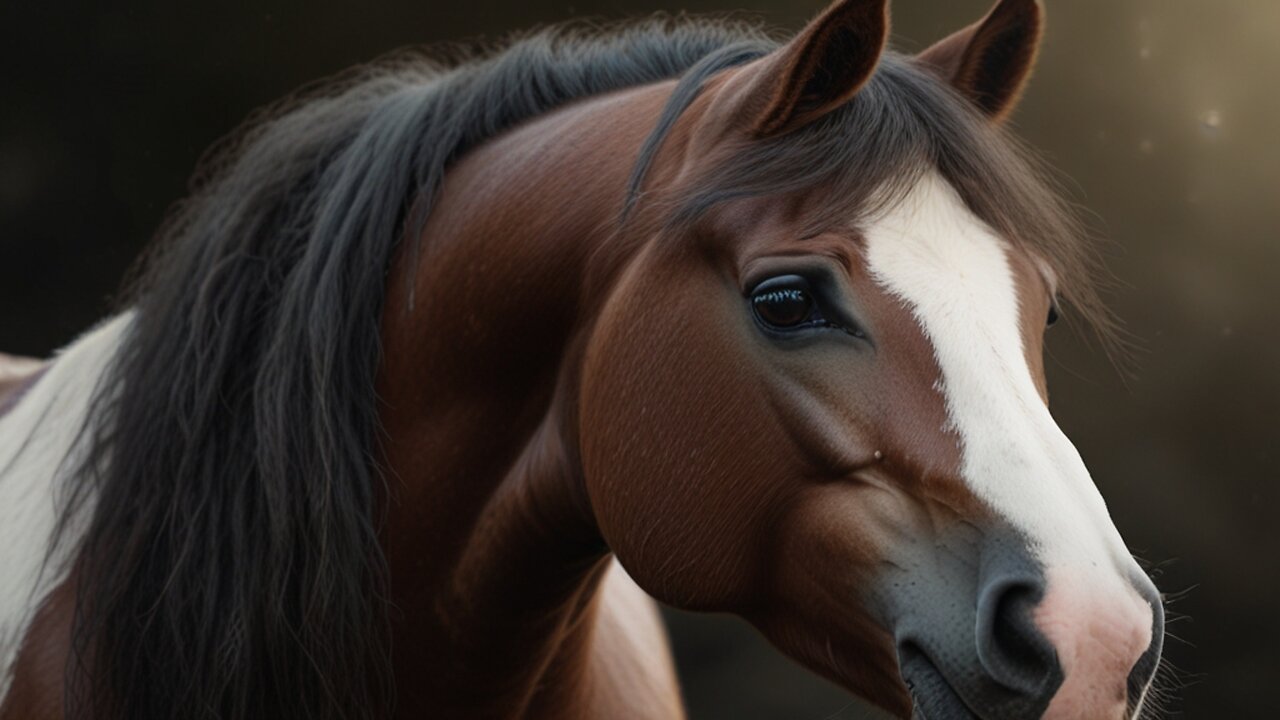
[899,645,979,720]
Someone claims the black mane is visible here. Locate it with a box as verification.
[64,18,771,720]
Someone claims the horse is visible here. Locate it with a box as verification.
[0,0,1165,717]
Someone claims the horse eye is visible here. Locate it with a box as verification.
[751,276,819,330]
[1046,303,1060,328]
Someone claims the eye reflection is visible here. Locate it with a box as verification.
[750,275,822,331]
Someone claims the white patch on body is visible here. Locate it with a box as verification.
[589,559,686,719]
[0,314,129,702]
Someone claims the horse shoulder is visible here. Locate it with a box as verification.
[581,560,685,720]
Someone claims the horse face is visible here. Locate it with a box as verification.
[581,171,1161,718]
[582,1,1163,717]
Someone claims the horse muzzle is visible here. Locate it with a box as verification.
[886,534,1164,720]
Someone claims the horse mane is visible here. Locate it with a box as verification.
[60,17,772,720]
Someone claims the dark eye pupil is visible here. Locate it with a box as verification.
[753,288,814,328]
[1046,305,1060,327]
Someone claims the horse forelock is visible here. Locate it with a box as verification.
[627,50,1120,364]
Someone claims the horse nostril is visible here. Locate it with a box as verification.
[975,577,1062,699]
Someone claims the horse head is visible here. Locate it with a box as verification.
[579,1,1162,717]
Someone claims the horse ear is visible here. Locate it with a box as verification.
[746,0,890,137]
[916,0,1044,122]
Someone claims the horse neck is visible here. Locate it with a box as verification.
[375,81,677,714]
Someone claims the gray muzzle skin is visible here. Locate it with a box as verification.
[878,527,1163,720]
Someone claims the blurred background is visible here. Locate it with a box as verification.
[1,0,1276,717]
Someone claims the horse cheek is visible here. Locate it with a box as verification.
[579,259,788,611]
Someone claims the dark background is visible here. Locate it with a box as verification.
[2,1,1276,717]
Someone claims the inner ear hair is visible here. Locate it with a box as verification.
[750,0,890,137]
[916,0,1044,122]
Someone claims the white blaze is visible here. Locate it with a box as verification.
[862,173,1135,574]
[864,174,1157,716]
